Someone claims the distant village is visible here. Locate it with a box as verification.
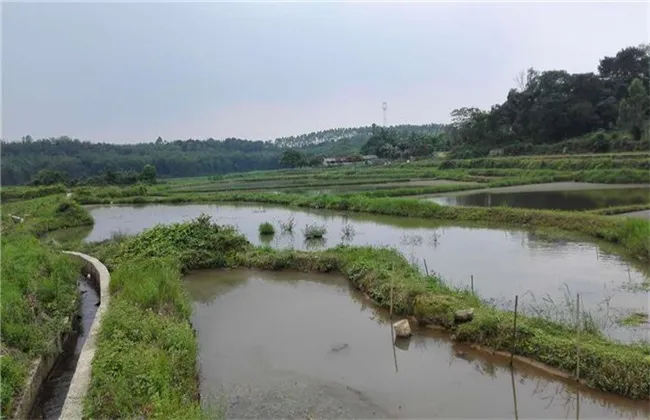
[322,154,383,167]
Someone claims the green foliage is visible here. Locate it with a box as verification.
[110,214,251,271]
[446,45,650,156]
[30,169,67,186]
[0,234,80,417]
[618,78,650,140]
[139,164,157,184]
[0,184,67,202]
[258,222,275,235]
[1,195,94,237]
[279,149,308,168]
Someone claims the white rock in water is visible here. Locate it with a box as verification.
[393,319,412,338]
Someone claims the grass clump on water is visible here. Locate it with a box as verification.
[303,223,327,239]
[258,221,275,236]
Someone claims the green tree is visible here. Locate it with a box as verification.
[280,149,307,168]
[617,78,650,140]
[140,164,157,184]
[30,169,66,186]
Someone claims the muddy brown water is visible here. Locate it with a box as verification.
[424,184,650,211]
[84,203,649,342]
[29,277,100,419]
[185,269,649,419]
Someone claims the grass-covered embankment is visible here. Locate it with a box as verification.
[76,190,650,263]
[0,195,92,417]
[2,195,94,237]
[87,216,650,402]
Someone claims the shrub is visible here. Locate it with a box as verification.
[258,221,275,236]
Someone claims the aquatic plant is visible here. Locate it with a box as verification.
[303,223,327,239]
[258,221,275,236]
[278,216,295,233]
[340,222,356,241]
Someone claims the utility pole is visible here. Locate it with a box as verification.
[382,101,388,127]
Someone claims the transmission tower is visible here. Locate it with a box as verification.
[382,101,388,127]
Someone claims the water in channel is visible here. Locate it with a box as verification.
[85,203,649,342]
[185,269,649,419]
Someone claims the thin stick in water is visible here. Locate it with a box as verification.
[471,274,474,293]
[510,365,519,420]
[510,295,519,366]
[423,258,429,276]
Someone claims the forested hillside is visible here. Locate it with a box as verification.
[445,44,650,157]
[0,124,444,185]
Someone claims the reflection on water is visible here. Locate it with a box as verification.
[185,269,648,419]
[86,203,649,342]
[428,187,650,211]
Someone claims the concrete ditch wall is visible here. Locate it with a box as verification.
[58,251,110,420]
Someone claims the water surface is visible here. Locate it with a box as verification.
[186,269,649,419]
[86,203,649,341]
[426,185,650,211]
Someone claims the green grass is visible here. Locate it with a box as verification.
[83,257,206,419]
[0,194,93,417]
[258,221,275,236]
[0,234,81,417]
[92,216,650,400]
[1,195,94,237]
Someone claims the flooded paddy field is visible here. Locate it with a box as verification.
[185,269,649,419]
[85,203,649,342]
[420,182,650,211]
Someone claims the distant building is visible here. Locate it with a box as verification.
[322,154,379,167]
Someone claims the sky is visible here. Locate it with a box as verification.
[2,1,649,144]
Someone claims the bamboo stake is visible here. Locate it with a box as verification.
[510,295,519,366]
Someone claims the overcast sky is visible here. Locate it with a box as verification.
[2,1,648,143]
